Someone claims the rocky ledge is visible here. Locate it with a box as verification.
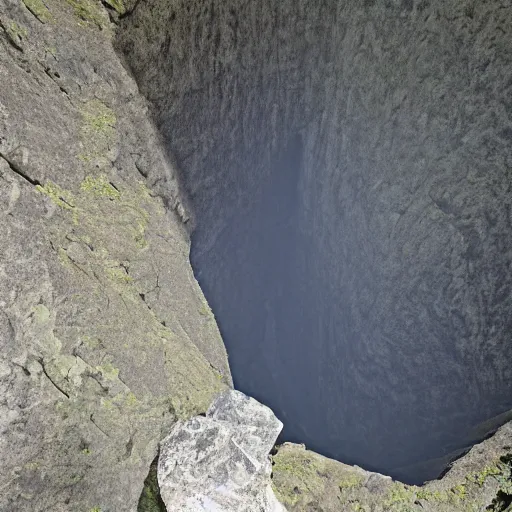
[0,0,230,510]
[157,390,512,512]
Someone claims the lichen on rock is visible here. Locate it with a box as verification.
[271,423,512,511]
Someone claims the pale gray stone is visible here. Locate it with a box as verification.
[158,390,286,512]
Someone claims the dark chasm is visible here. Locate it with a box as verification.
[118,0,512,486]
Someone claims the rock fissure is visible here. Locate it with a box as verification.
[39,358,70,399]
[0,152,41,186]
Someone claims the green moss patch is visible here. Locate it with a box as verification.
[138,457,166,512]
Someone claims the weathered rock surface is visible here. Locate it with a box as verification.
[2,0,512,510]
[0,0,230,510]
[158,390,285,512]
[272,421,512,511]
[118,0,512,482]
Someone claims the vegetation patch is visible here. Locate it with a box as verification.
[37,181,79,224]
[94,362,120,381]
[104,262,133,284]
[272,449,327,506]
[3,20,28,49]
[81,99,116,134]
[79,99,117,166]
[384,482,415,511]
[22,0,52,23]
[65,0,106,28]
[339,473,365,490]
[36,181,76,210]
[103,0,125,14]
[81,174,121,200]
[138,456,166,512]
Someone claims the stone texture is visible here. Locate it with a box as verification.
[117,0,512,482]
[0,0,231,510]
[158,390,285,512]
[272,421,512,511]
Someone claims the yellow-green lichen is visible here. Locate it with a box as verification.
[472,464,502,486]
[79,100,117,166]
[81,100,116,134]
[271,451,327,506]
[105,263,133,283]
[134,214,149,248]
[22,0,52,22]
[81,447,92,455]
[6,20,28,45]
[82,335,101,349]
[36,182,75,210]
[384,483,415,511]
[95,362,119,381]
[81,175,121,200]
[199,301,214,318]
[351,502,369,512]
[58,246,74,268]
[339,473,364,490]
[24,461,40,471]
[33,304,51,324]
[125,392,138,407]
[36,182,79,223]
[65,0,106,28]
[271,446,368,508]
[415,485,467,505]
[100,391,140,412]
[103,0,125,14]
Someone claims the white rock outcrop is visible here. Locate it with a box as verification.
[158,390,286,511]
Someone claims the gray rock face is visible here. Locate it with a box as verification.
[0,0,230,510]
[272,422,512,512]
[118,0,512,482]
[158,390,285,512]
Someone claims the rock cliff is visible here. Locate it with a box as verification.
[0,0,230,510]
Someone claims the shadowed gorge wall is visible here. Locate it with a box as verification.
[118,0,512,483]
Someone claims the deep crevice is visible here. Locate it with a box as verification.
[0,152,41,186]
[137,455,166,512]
[487,491,512,512]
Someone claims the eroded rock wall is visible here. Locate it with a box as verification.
[118,0,512,483]
[0,0,230,510]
